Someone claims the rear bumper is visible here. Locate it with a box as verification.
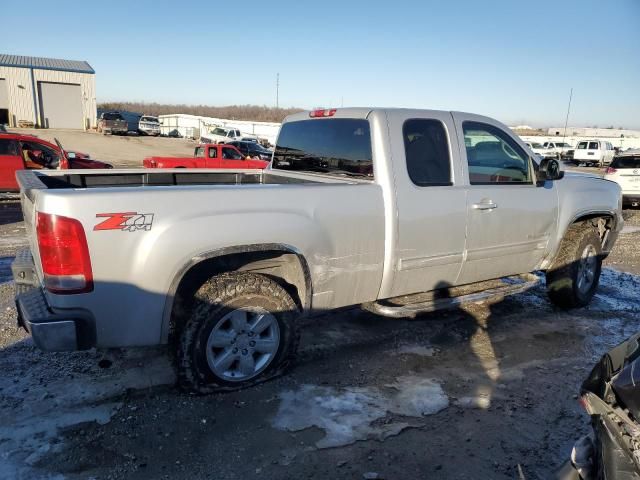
[12,249,95,351]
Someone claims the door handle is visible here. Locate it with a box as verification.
[472,201,498,210]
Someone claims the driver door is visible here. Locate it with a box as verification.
[452,114,559,284]
[220,146,246,168]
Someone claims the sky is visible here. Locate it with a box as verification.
[2,0,639,128]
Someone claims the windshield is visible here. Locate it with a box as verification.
[556,143,570,148]
[211,128,229,136]
[273,119,373,177]
[577,142,588,149]
[611,156,640,169]
[103,112,123,121]
[530,142,543,148]
[140,116,158,123]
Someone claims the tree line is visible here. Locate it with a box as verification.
[97,102,303,123]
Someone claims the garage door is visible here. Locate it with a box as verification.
[0,79,8,125]
[38,82,83,129]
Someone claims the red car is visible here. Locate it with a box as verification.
[0,133,112,191]
[143,144,269,169]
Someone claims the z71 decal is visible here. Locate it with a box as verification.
[94,212,154,232]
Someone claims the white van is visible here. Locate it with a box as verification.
[573,140,615,167]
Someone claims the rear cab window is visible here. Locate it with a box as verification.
[272,118,373,178]
[403,119,451,186]
[0,139,18,156]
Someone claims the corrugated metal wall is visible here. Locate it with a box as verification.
[0,66,96,129]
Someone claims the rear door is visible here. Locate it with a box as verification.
[0,138,22,191]
[452,113,559,284]
[385,110,467,297]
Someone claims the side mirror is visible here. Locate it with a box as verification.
[537,158,564,185]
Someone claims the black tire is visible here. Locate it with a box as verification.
[546,224,603,308]
[176,272,300,394]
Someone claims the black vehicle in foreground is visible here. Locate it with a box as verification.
[559,332,640,479]
[228,140,273,161]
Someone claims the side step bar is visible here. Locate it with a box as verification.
[362,273,541,319]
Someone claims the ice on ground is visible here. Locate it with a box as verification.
[590,268,640,312]
[0,345,175,478]
[621,225,640,234]
[272,375,448,448]
[389,344,435,357]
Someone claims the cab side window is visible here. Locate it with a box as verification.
[588,142,599,150]
[403,119,452,186]
[463,122,531,185]
[222,147,242,160]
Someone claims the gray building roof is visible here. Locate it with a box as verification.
[0,54,94,74]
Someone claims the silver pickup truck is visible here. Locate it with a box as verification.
[12,108,623,393]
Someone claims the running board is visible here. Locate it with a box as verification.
[362,273,541,318]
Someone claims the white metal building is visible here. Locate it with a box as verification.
[0,54,96,130]
[159,113,281,145]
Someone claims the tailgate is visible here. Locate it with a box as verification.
[16,171,45,281]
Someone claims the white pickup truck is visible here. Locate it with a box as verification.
[12,107,623,393]
[200,126,243,144]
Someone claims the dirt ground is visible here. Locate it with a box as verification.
[12,128,196,167]
[0,151,638,479]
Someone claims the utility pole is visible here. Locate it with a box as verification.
[276,73,279,109]
[562,88,573,145]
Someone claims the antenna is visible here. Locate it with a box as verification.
[562,87,573,146]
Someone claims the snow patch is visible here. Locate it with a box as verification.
[390,344,435,357]
[272,376,448,448]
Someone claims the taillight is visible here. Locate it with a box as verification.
[606,167,617,174]
[37,212,93,294]
[309,108,337,118]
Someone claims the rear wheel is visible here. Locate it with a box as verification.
[176,273,300,394]
[546,224,603,308]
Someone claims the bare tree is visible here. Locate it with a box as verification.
[97,102,303,123]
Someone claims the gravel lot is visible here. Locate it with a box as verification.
[0,135,638,479]
[11,128,196,167]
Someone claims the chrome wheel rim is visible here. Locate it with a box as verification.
[576,244,598,294]
[206,308,280,382]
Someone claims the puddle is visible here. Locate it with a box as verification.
[272,375,448,448]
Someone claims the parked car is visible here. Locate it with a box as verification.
[0,133,111,191]
[143,143,269,169]
[228,140,273,161]
[12,107,622,394]
[559,332,640,479]
[542,141,574,160]
[525,141,546,157]
[604,152,640,207]
[97,112,128,135]
[138,115,161,136]
[200,126,243,144]
[574,140,616,167]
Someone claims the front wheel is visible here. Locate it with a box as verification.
[176,273,300,394]
[546,224,603,308]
